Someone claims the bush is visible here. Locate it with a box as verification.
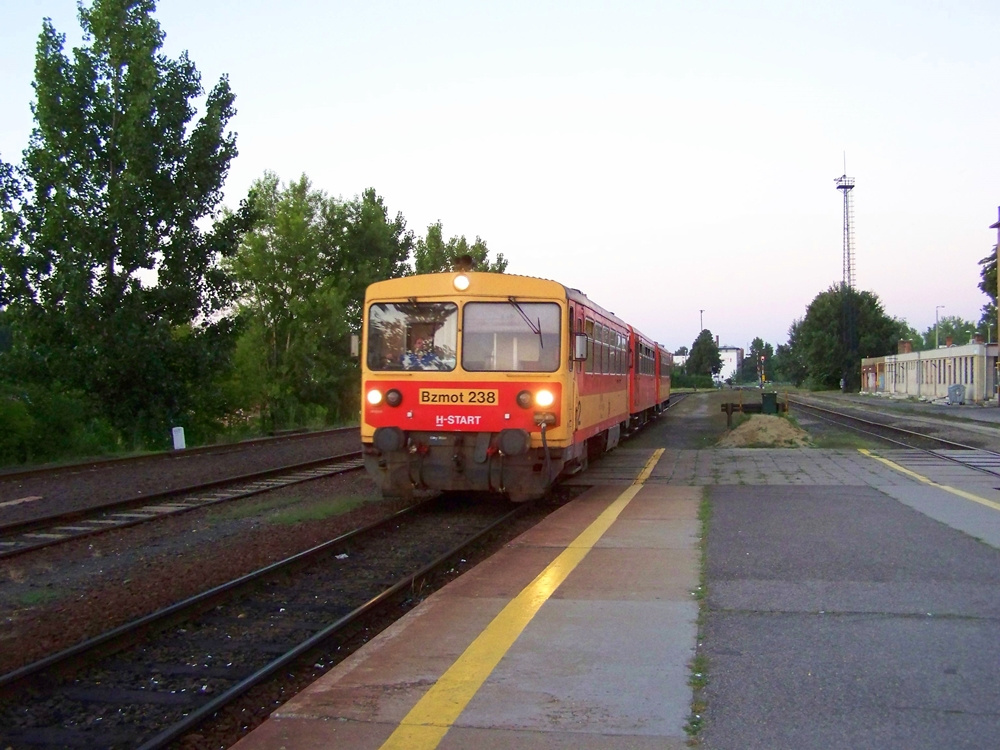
[672,372,716,390]
[0,384,122,467]
[0,396,34,464]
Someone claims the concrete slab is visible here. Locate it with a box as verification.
[455,599,697,735]
[551,547,699,600]
[702,479,1000,750]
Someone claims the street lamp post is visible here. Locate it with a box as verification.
[935,305,945,349]
[699,309,704,332]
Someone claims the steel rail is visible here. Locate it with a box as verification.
[789,397,1000,479]
[0,497,530,750]
[0,426,359,482]
[137,502,528,750]
[0,452,364,559]
[0,499,426,690]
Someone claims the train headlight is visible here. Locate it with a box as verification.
[516,390,533,409]
[367,389,383,406]
[534,389,555,408]
[453,274,470,291]
[386,389,403,407]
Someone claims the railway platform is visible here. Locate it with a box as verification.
[233,441,1000,750]
[233,448,701,750]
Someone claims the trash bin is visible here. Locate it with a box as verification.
[761,391,778,415]
[947,384,965,405]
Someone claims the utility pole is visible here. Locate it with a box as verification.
[699,309,704,332]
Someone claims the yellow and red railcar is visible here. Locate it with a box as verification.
[655,344,673,412]
[627,326,659,430]
[360,271,632,501]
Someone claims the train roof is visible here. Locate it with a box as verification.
[365,271,627,325]
[363,271,675,348]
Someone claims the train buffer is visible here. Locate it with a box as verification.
[721,392,787,427]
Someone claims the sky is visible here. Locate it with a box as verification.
[2,1,999,353]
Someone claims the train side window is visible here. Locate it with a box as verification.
[595,323,605,374]
[585,319,595,373]
[604,325,611,374]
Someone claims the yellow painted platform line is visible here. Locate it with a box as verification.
[378,448,666,750]
[859,448,1000,512]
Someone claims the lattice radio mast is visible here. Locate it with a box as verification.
[834,165,856,289]
[834,158,858,392]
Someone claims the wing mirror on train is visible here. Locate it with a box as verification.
[350,335,360,358]
[573,333,588,361]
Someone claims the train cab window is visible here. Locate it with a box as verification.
[366,302,458,371]
[462,301,561,372]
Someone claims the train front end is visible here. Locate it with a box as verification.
[361,272,573,502]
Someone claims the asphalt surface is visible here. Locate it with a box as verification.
[701,479,1000,749]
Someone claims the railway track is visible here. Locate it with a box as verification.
[789,396,1000,479]
[0,452,364,560]
[0,494,534,749]
[0,426,358,482]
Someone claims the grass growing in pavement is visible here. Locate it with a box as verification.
[810,432,884,449]
[17,588,62,607]
[270,497,369,524]
[685,489,711,742]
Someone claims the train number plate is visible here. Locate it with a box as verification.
[419,388,498,406]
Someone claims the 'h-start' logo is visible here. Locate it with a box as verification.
[433,415,484,427]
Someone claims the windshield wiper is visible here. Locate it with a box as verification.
[508,297,544,348]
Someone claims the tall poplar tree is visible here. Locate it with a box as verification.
[0,0,253,443]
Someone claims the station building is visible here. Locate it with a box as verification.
[861,338,999,404]
[862,205,1000,405]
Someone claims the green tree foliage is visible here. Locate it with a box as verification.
[979,247,996,306]
[339,188,415,331]
[414,222,507,274]
[918,315,979,350]
[978,245,997,336]
[0,0,253,445]
[686,329,722,377]
[228,173,350,430]
[736,336,774,384]
[793,285,907,391]
[771,329,808,386]
[227,174,414,430]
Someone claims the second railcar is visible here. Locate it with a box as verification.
[656,344,672,411]
[628,326,659,430]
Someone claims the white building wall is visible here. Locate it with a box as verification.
[861,343,998,404]
[717,347,743,383]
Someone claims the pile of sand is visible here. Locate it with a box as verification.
[716,414,812,448]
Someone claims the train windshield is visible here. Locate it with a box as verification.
[462,302,561,372]
[367,302,458,371]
